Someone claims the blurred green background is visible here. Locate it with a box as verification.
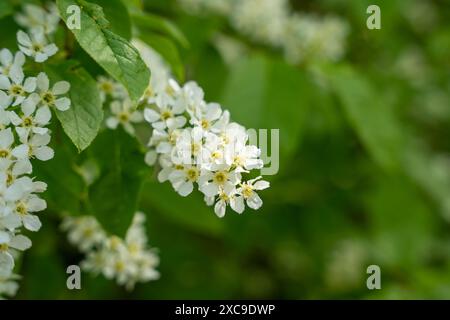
[5,0,450,299]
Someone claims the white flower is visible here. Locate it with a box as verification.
[19,132,54,162]
[61,216,106,252]
[15,3,60,35]
[63,212,160,290]
[0,49,25,82]
[1,192,45,232]
[133,40,271,218]
[0,233,31,274]
[236,177,270,210]
[0,128,29,165]
[34,72,71,111]
[231,0,288,46]
[171,127,204,165]
[175,81,205,115]
[168,164,202,196]
[0,72,36,107]
[17,27,58,63]
[144,95,186,131]
[0,274,20,298]
[212,184,243,218]
[199,165,241,197]
[9,97,51,136]
[148,128,182,155]
[156,154,183,183]
[106,99,144,135]
[97,76,127,103]
[0,110,11,130]
[189,102,224,132]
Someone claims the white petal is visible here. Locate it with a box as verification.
[0,90,12,108]
[106,117,119,129]
[144,150,157,166]
[201,183,219,197]
[0,128,14,148]
[21,95,38,116]
[8,111,22,126]
[0,75,11,90]
[0,49,12,66]
[36,72,49,91]
[14,51,25,67]
[12,159,32,176]
[35,105,52,125]
[214,200,226,218]
[34,146,54,161]
[35,53,48,63]
[27,196,47,212]
[23,77,37,92]
[52,81,70,95]
[0,231,10,244]
[254,180,270,190]
[9,64,24,84]
[1,213,21,230]
[0,252,14,275]
[11,144,29,159]
[176,181,193,197]
[17,30,32,46]
[156,142,171,154]
[230,196,245,214]
[43,43,58,56]
[55,97,71,111]
[23,214,42,231]
[247,193,263,210]
[144,108,160,123]
[9,234,32,251]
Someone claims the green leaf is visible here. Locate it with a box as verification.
[221,55,310,160]
[139,33,184,81]
[45,61,103,152]
[88,128,147,237]
[141,180,224,237]
[366,174,435,268]
[33,129,85,215]
[131,10,189,48]
[326,64,404,171]
[90,0,132,40]
[56,0,150,101]
[0,0,13,20]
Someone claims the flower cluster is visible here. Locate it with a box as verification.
[0,3,70,294]
[179,0,350,64]
[0,273,20,299]
[62,212,160,290]
[100,40,270,218]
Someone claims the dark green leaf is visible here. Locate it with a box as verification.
[139,33,184,81]
[88,128,147,237]
[45,61,104,152]
[56,0,150,101]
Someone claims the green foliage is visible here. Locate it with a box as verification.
[91,0,132,40]
[222,55,309,159]
[326,65,404,171]
[33,130,85,216]
[88,128,147,237]
[139,32,185,81]
[0,0,13,20]
[56,0,150,101]
[45,61,103,152]
[3,0,449,300]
